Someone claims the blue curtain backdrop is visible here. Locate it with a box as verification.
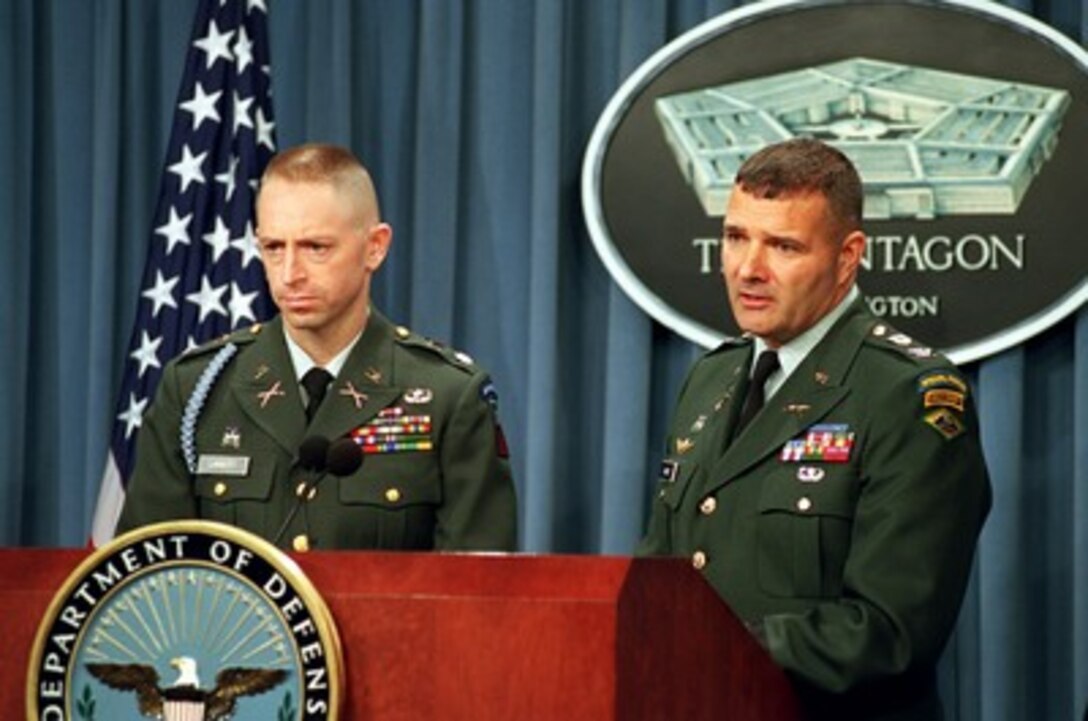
[0,1,1085,719]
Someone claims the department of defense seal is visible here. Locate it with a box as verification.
[26,521,343,720]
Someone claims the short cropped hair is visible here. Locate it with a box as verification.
[260,143,381,221]
[734,138,863,232]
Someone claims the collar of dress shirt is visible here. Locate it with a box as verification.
[285,326,363,384]
[752,284,860,400]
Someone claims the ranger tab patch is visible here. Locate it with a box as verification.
[917,370,969,440]
[780,423,855,463]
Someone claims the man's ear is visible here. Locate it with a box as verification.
[364,223,393,271]
[838,229,866,284]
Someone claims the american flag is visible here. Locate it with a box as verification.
[91,0,277,545]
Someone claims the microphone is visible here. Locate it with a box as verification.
[272,437,363,548]
[325,437,363,477]
[297,435,331,474]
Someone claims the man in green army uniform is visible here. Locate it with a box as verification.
[638,139,990,720]
[117,143,517,552]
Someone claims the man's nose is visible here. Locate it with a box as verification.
[735,242,768,280]
[281,247,305,284]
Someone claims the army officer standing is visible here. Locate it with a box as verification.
[638,139,990,720]
[117,143,517,552]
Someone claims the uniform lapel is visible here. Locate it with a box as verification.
[701,301,872,495]
[232,318,307,455]
[307,310,404,441]
[689,346,753,460]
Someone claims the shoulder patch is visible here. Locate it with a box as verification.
[479,376,499,411]
[917,370,970,440]
[924,407,965,440]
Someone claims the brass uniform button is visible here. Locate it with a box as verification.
[292,534,310,552]
[796,496,813,512]
[692,550,707,570]
[295,482,308,498]
[385,488,402,504]
[213,482,228,497]
[395,325,411,339]
[699,496,717,515]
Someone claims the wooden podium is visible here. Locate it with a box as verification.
[1,549,802,719]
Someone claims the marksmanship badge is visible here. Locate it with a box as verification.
[27,521,343,720]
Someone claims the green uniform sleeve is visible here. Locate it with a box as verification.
[115,363,199,534]
[434,371,517,551]
[762,369,991,692]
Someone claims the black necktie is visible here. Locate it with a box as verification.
[301,367,333,422]
[735,350,780,434]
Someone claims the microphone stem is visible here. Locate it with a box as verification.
[271,482,314,548]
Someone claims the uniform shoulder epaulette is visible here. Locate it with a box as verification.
[706,334,751,357]
[392,324,477,373]
[863,321,941,363]
[178,322,264,362]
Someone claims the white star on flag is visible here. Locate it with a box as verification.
[233,25,254,72]
[130,331,164,377]
[193,19,234,69]
[231,221,262,268]
[230,282,259,325]
[179,82,222,130]
[233,91,255,134]
[186,276,230,322]
[215,155,239,202]
[155,207,192,254]
[94,0,279,548]
[203,216,232,261]
[255,106,275,151]
[117,393,149,440]
[141,271,180,317]
[168,144,208,193]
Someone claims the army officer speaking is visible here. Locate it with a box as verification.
[638,139,990,721]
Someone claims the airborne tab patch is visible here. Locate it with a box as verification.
[917,371,968,394]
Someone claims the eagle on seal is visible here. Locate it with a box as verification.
[86,656,288,720]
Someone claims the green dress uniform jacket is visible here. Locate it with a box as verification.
[117,311,517,552]
[638,300,991,721]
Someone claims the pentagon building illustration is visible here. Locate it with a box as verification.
[654,57,1070,218]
